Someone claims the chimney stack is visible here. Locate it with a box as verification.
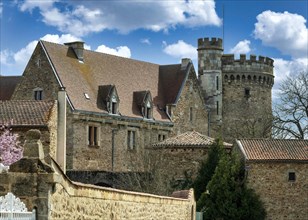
[64,41,84,62]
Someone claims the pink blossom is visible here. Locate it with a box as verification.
[0,125,23,166]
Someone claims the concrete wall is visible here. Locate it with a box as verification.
[246,162,308,220]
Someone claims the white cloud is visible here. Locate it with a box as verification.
[163,40,197,60]
[0,2,3,17]
[0,34,84,75]
[229,40,251,54]
[254,10,308,58]
[19,0,57,12]
[18,0,221,36]
[141,38,151,45]
[272,58,307,99]
[95,45,131,58]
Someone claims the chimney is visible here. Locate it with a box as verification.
[181,58,191,70]
[57,87,67,173]
[64,41,84,62]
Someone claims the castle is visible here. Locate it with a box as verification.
[198,37,274,141]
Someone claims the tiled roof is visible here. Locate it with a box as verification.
[236,139,308,162]
[41,41,187,122]
[0,76,22,100]
[152,131,232,148]
[171,189,193,199]
[0,100,55,126]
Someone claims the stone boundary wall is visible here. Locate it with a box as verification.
[50,158,195,220]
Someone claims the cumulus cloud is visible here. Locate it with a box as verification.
[272,58,307,99]
[254,10,308,58]
[18,0,221,36]
[163,40,197,60]
[0,34,85,75]
[229,40,251,54]
[95,45,131,58]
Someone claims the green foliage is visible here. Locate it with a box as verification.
[201,152,266,220]
[193,139,224,203]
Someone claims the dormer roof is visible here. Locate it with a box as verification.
[39,40,190,122]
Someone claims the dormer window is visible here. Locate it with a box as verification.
[109,93,119,114]
[133,90,153,120]
[98,85,120,115]
[144,99,153,119]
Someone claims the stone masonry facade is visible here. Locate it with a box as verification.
[0,130,196,220]
[12,41,208,174]
[198,37,274,142]
[246,162,308,220]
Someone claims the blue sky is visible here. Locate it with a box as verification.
[0,0,307,97]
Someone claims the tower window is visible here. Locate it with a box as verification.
[288,172,296,181]
[216,101,219,115]
[245,88,250,97]
[216,76,219,90]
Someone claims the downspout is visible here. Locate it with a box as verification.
[57,87,67,173]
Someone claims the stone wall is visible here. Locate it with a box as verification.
[172,67,208,136]
[246,162,308,220]
[0,130,196,220]
[12,42,60,101]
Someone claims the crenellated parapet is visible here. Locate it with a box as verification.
[222,54,274,84]
[222,54,274,67]
[197,37,223,51]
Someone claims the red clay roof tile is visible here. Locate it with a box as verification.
[0,100,55,126]
[237,139,308,162]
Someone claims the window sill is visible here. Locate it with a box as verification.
[88,145,100,149]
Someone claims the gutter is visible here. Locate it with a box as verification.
[235,139,248,160]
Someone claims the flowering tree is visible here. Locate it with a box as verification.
[0,125,23,166]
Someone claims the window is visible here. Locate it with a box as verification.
[158,134,166,142]
[34,89,43,100]
[127,130,136,150]
[88,126,98,146]
[245,88,250,97]
[144,99,153,119]
[109,93,119,114]
[288,172,296,181]
[216,76,219,90]
[216,101,219,115]
[189,107,193,122]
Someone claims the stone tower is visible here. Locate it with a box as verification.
[198,37,274,141]
[197,38,223,136]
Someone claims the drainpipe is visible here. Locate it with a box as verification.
[57,87,67,173]
[111,128,118,171]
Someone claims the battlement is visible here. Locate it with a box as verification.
[198,37,223,50]
[222,54,274,67]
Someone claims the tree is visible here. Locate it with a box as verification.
[0,125,23,166]
[273,71,308,139]
[199,152,266,220]
[192,139,224,203]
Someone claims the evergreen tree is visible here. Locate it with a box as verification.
[193,139,224,203]
[201,152,266,220]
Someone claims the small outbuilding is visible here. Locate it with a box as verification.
[235,139,308,220]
